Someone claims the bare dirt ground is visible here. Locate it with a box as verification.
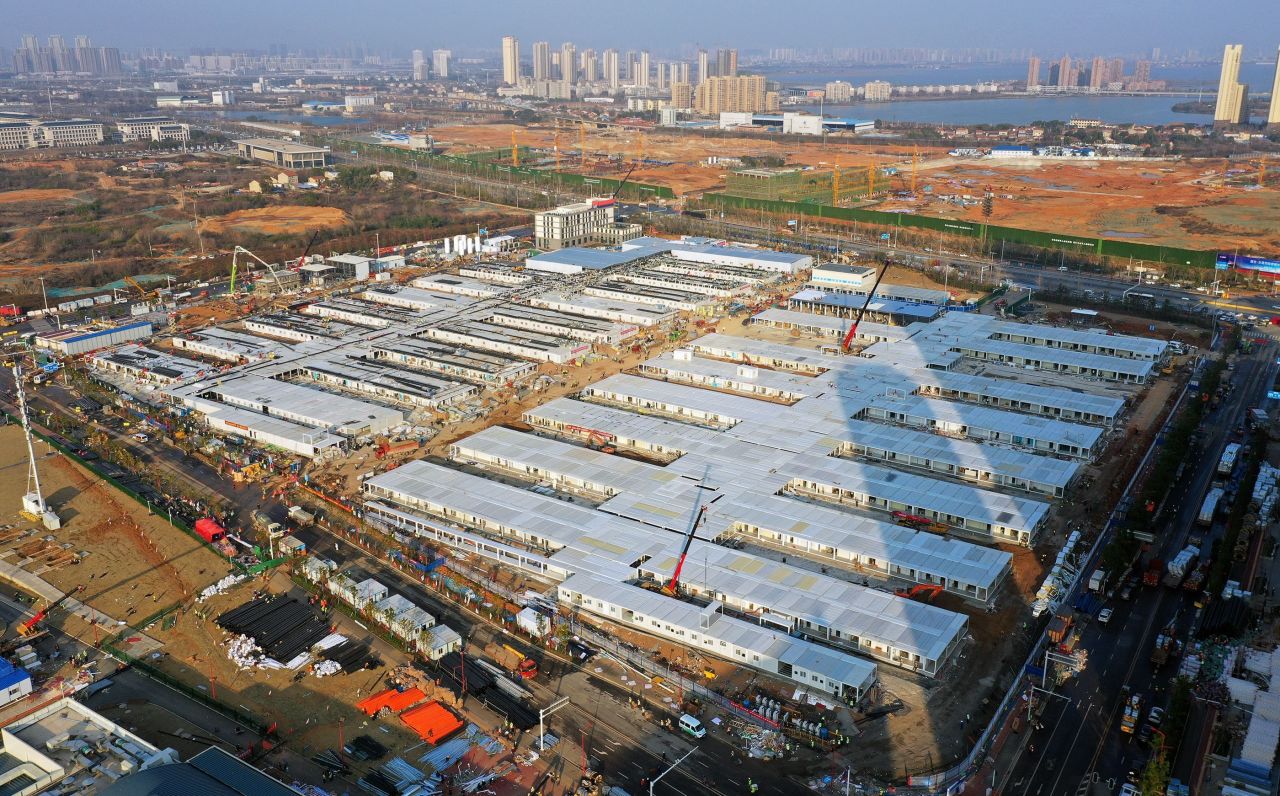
[0,188,78,205]
[0,426,228,627]
[151,569,423,756]
[200,205,349,236]
[875,157,1280,252]
[425,123,929,196]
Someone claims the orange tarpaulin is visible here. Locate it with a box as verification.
[400,700,463,744]
[356,687,426,717]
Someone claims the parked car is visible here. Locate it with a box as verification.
[1098,608,1114,626]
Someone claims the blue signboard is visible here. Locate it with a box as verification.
[1219,252,1280,274]
[1269,390,1280,401]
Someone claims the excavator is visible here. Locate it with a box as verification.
[3,585,85,650]
[124,276,159,300]
[894,584,944,603]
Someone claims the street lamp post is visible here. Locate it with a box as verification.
[539,696,570,751]
[649,747,695,796]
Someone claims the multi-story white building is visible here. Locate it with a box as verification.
[34,119,105,147]
[118,116,190,143]
[345,94,377,110]
[502,36,521,85]
[0,121,36,150]
[824,80,854,102]
[432,49,451,78]
[534,198,617,250]
[864,80,892,102]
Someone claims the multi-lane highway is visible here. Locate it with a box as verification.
[1003,338,1276,796]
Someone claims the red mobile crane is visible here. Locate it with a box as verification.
[663,505,709,596]
[18,585,85,638]
[292,230,322,271]
[839,264,891,352]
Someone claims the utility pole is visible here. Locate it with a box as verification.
[539,696,570,750]
[650,748,695,796]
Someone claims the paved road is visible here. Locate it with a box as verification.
[1003,339,1276,796]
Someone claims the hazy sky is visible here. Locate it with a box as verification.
[7,0,1280,56]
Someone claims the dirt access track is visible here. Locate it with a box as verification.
[0,426,228,628]
[200,205,350,236]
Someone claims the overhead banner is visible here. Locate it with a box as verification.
[1218,252,1280,274]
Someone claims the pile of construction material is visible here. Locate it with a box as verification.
[217,596,376,673]
[1032,529,1082,617]
[199,573,248,602]
[431,651,539,729]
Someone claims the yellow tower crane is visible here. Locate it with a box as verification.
[911,147,919,195]
[832,163,841,206]
[867,164,876,197]
[554,130,561,171]
[511,129,519,167]
[579,122,587,168]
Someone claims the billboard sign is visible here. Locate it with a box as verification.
[1218,252,1280,274]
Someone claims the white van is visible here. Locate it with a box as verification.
[678,714,706,739]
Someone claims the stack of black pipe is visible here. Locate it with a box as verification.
[216,597,333,663]
[431,652,538,729]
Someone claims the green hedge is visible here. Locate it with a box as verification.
[699,193,1216,268]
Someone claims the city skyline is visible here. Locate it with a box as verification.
[5,0,1280,55]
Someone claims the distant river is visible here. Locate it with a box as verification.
[761,62,1276,91]
[794,95,1267,126]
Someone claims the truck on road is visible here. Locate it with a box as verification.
[1219,443,1241,476]
[287,506,315,526]
[251,510,283,536]
[1120,693,1143,734]
[1142,557,1164,587]
[1198,488,1224,525]
[1164,546,1200,588]
[1088,568,1109,592]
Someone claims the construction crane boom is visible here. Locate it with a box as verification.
[839,264,891,352]
[20,585,84,636]
[293,230,321,270]
[664,505,709,595]
[229,245,284,293]
[123,276,155,300]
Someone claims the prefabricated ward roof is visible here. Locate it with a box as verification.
[583,373,784,426]
[365,460,968,661]
[858,392,1105,451]
[640,351,817,399]
[781,453,1051,532]
[363,286,476,311]
[721,490,1011,589]
[530,292,676,325]
[526,247,652,271]
[560,572,878,690]
[987,319,1167,358]
[787,291,943,321]
[754,308,923,341]
[469,409,1014,593]
[199,374,404,431]
[915,369,1125,421]
[950,337,1157,377]
[373,335,531,376]
[689,333,844,372]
